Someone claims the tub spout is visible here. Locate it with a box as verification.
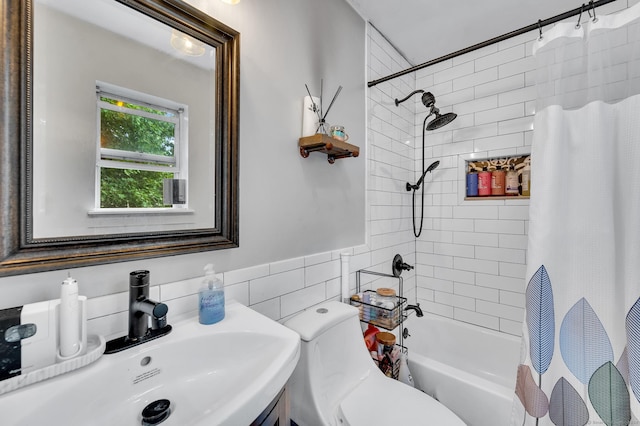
[405,303,424,317]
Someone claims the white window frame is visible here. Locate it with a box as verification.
[93,81,189,213]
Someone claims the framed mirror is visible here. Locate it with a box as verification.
[0,0,239,277]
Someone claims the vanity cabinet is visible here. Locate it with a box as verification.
[251,387,289,426]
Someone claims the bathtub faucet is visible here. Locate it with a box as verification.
[405,303,424,317]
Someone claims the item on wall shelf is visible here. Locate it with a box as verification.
[329,125,349,141]
[303,80,342,135]
[302,95,321,137]
[478,167,491,196]
[506,165,519,196]
[466,170,478,197]
[491,166,506,196]
[298,134,359,164]
[521,163,531,196]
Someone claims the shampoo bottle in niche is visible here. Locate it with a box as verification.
[466,170,478,197]
[199,264,225,325]
[478,167,491,196]
[521,163,531,196]
[491,166,505,196]
[505,165,519,196]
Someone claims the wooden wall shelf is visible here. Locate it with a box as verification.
[299,134,359,164]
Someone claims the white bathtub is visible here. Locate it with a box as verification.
[401,313,521,426]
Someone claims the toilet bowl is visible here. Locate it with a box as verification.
[284,301,465,425]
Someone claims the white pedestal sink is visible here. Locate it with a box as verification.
[0,300,300,425]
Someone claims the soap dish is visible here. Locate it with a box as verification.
[0,334,106,396]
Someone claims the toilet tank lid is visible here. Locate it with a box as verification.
[284,301,359,342]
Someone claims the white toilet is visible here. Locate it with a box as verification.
[284,301,465,425]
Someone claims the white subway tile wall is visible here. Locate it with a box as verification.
[405,24,543,335]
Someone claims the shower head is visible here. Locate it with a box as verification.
[406,160,440,191]
[426,111,457,130]
[395,89,457,130]
[426,160,440,173]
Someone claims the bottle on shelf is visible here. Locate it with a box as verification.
[478,167,491,196]
[491,166,505,196]
[521,163,531,196]
[505,165,519,196]
[466,170,478,197]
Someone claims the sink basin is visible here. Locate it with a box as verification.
[0,300,300,425]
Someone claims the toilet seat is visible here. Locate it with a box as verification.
[337,374,465,425]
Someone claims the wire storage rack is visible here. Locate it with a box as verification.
[353,268,408,379]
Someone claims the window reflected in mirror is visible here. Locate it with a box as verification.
[33,0,216,238]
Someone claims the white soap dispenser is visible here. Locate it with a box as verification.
[199,264,225,325]
[59,274,81,358]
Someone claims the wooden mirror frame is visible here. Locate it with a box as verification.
[0,0,239,277]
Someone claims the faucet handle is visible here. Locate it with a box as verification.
[392,254,414,277]
[151,302,168,319]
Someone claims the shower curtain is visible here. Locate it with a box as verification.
[512,4,640,426]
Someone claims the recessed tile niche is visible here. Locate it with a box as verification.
[465,155,531,200]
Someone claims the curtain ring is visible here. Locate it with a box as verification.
[588,0,598,23]
[538,19,543,40]
[576,4,584,29]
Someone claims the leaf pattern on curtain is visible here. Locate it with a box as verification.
[516,364,550,418]
[626,298,640,403]
[618,346,630,386]
[560,298,614,384]
[527,265,555,375]
[588,361,631,426]
[548,377,589,426]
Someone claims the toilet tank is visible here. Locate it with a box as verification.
[284,302,377,425]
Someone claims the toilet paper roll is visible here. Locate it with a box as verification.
[302,96,320,137]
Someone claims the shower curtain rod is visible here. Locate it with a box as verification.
[367,0,619,88]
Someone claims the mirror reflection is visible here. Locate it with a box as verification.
[33,0,216,238]
[0,0,239,276]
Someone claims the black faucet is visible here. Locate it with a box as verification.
[128,270,168,340]
[105,270,172,354]
[405,303,424,317]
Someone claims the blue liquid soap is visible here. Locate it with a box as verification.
[199,264,225,325]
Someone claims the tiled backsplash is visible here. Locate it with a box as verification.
[85,245,412,339]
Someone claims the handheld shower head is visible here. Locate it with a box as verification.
[406,160,440,191]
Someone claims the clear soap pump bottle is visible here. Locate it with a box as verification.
[199,264,225,325]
